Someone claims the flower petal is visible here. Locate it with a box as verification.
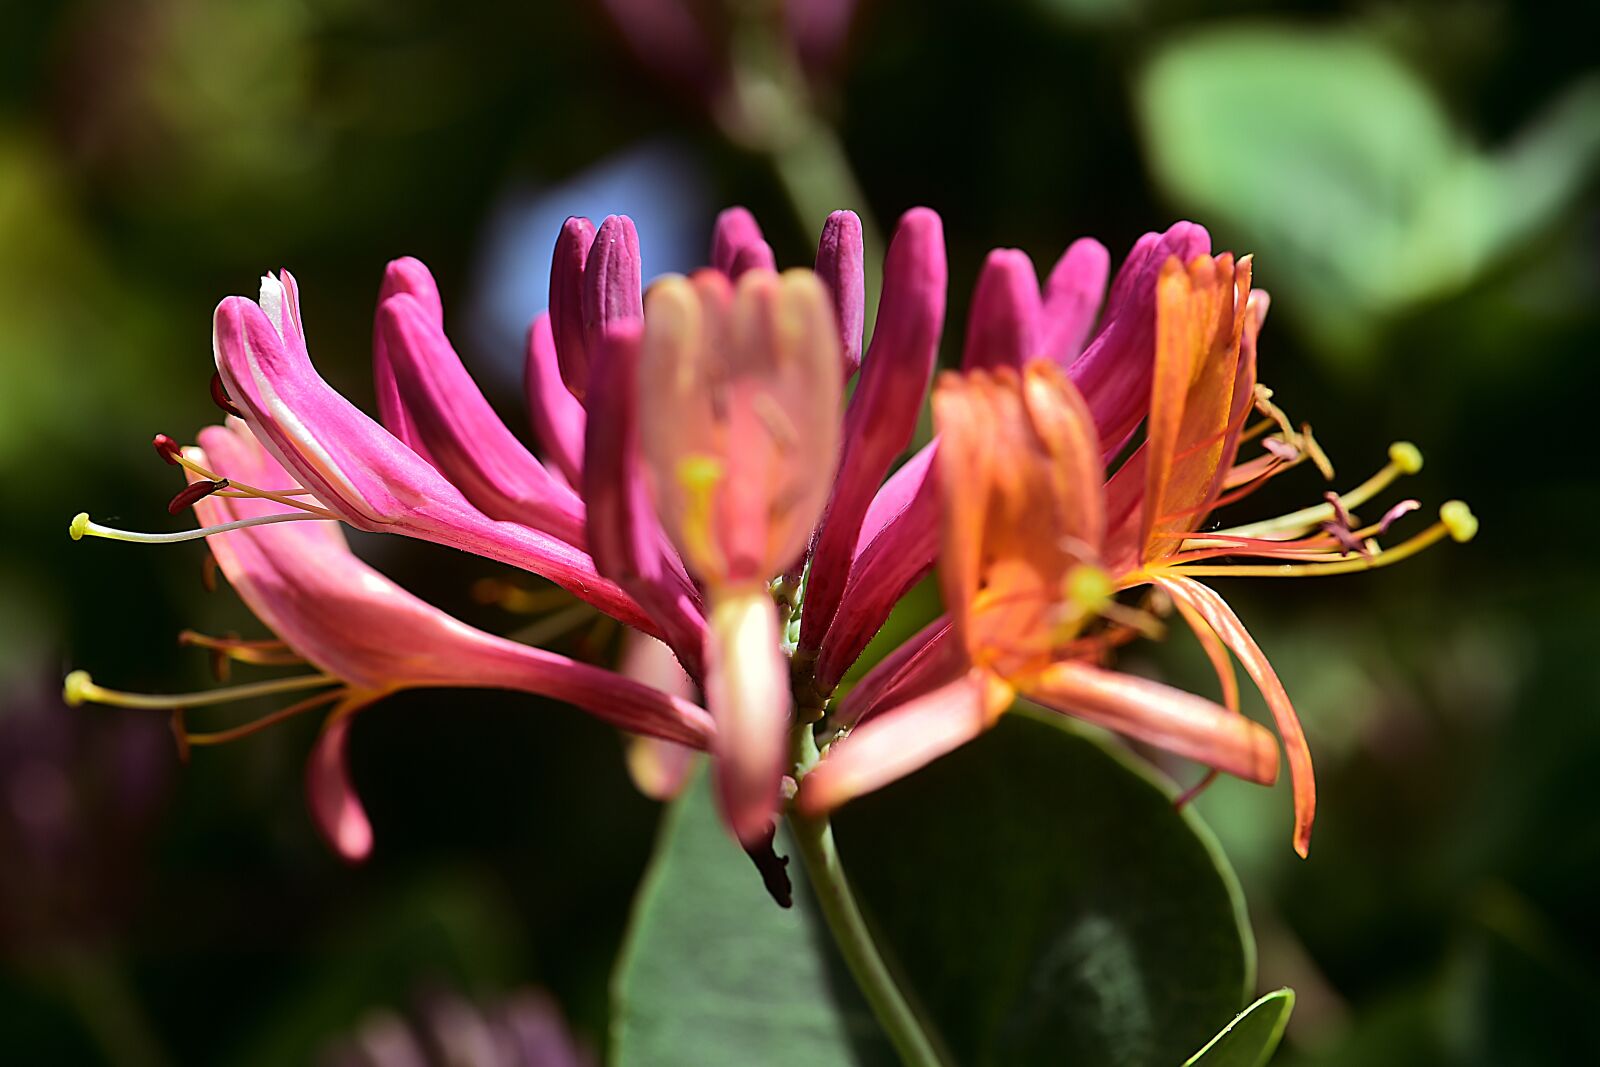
[550,216,597,399]
[306,701,375,862]
[372,256,445,464]
[961,248,1041,371]
[799,208,946,653]
[1040,237,1110,364]
[705,588,790,844]
[524,311,587,486]
[1066,222,1211,457]
[375,292,587,544]
[798,670,1008,815]
[815,209,865,379]
[710,206,775,277]
[1022,658,1279,786]
[1154,575,1315,857]
[583,323,707,675]
[830,615,964,729]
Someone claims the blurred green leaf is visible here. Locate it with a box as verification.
[1136,25,1600,355]
[1185,988,1295,1067]
[835,712,1256,1066]
[610,764,891,1067]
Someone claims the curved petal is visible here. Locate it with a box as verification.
[815,209,865,379]
[524,312,587,486]
[375,292,587,543]
[798,670,1008,816]
[1022,658,1280,787]
[799,208,947,652]
[1041,237,1110,364]
[1153,575,1314,857]
[306,699,376,863]
[961,248,1040,372]
[705,588,789,844]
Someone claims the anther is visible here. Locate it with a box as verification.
[1376,499,1421,535]
[1389,442,1423,475]
[210,371,245,418]
[168,479,229,515]
[1441,501,1478,543]
[153,434,183,465]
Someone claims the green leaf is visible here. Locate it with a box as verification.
[1185,988,1295,1067]
[610,763,893,1067]
[1135,26,1600,355]
[834,712,1256,1066]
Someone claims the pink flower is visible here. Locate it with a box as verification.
[67,419,712,861]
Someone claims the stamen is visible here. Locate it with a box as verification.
[184,689,344,746]
[70,510,335,545]
[63,669,337,710]
[1211,441,1424,542]
[168,479,229,515]
[210,371,245,418]
[172,452,334,517]
[153,434,184,465]
[1376,499,1421,535]
[178,630,304,667]
[1169,502,1475,578]
[472,579,576,615]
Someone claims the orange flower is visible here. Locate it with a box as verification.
[803,253,1475,858]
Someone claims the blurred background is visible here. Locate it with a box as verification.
[3,0,1597,1062]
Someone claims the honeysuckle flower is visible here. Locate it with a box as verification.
[800,222,1211,699]
[634,266,842,843]
[803,252,1476,858]
[798,362,1282,817]
[64,419,713,861]
[69,268,663,636]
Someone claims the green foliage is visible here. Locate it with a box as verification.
[837,712,1255,1065]
[1137,25,1600,356]
[614,715,1255,1065]
[610,764,891,1066]
[1186,988,1295,1067]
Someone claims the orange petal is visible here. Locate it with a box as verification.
[1155,575,1315,857]
[638,269,842,586]
[1023,658,1279,787]
[798,670,1010,816]
[1142,254,1254,561]
[931,362,1107,672]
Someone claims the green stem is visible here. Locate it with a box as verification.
[49,949,170,1067]
[787,731,947,1067]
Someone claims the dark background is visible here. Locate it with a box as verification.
[2,0,1596,1062]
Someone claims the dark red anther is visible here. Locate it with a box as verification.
[210,371,244,418]
[742,822,793,909]
[153,434,183,465]
[168,478,229,515]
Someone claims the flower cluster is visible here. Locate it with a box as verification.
[66,205,1473,862]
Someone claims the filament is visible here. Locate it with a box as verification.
[1210,442,1423,542]
[71,510,335,544]
[64,669,338,710]
[178,630,305,666]
[1168,502,1474,578]
[185,689,345,746]
[173,451,335,518]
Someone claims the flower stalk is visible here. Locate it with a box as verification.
[786,723,948,1067]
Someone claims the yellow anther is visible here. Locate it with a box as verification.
[1389,441,1423,475]
[1065,565,1113,611]
[676,454,726,577]
[1440,500,1478,543]
[63,669,94,706]
[70,513,90,541]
